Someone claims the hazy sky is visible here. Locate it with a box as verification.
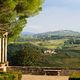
[22,0,80,33]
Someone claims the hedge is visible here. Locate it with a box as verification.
[69,71,80,80]
[69,78,80,80]
[0,71,22,80]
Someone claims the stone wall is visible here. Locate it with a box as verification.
[7,66,80,76]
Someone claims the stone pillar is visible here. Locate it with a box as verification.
[0,31,8,72]
[4,36,7,62]
[2,37,5,63]
[0,38,1,62]
[58,71,60,76]
[1,37,4,63]
[0,32,8,63]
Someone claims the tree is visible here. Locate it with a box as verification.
[0,0,44,41]
[8,43,48,66]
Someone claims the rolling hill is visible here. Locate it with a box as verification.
[21,30,80,39]
[33,30,80,38]
[10,30,80,67]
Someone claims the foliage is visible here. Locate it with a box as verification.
[7,40,80,68]
[69,78,80,80]
[15,37,66,49]
[8,42,49,66]
[8,33,80,67]
[69,72,80,80]
[64,38,80,45]
[0,71,22,80]
[0,0,44,40]
[26,30,80,40]
[8,34,80,67]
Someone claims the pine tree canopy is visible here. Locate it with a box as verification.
[0,0,44,40]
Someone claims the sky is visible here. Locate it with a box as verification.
[22,0,80,33]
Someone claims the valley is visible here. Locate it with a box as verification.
[8,30,80,68]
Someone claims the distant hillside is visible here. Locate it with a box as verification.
[21,32,34,36]
[20,30,80,40]
[32,30,80,39]
[34,30,80,36]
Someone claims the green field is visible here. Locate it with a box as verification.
[31,39,67,49]
[9,37,80,68]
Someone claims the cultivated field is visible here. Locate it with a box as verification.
[22,75,69,80]
[31,39,66,49]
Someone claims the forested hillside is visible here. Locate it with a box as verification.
[21,30,80,40]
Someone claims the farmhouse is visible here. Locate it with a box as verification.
[44,49,57,55]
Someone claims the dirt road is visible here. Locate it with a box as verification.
[22,75,69,80]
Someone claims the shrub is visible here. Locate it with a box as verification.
[69,71,80,80]
[69,78,80,80]
[0,71,22,80]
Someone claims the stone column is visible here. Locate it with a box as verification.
[0,32,8,64]
[5,36,7,62]
[1,37,3,63]
[2,37,5,63]
[0,38,1,62]
[58,71,60,76]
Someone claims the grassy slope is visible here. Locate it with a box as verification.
[8,39,80,68]
[31,39,67,49]
[45,44,80,68]
[30,39,80,68]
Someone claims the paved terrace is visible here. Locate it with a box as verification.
[22,75,69,80]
